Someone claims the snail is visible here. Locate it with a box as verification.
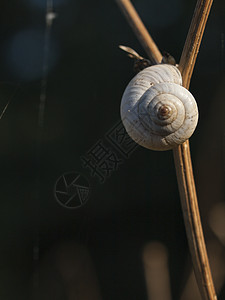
[120,64,199,151]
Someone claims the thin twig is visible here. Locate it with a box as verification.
[115,0,162,64]
[173,141,217,300]
[179,0,214,88]
[174,1,216,299]
[115,0,216,299]
[180,240,225,300]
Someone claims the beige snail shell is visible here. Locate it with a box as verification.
[120,64,199,151]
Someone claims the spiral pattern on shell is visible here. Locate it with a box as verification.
[120,64,198,151]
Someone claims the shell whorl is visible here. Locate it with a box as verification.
[120,64,198,151]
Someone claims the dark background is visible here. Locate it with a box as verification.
[0,0,224,299]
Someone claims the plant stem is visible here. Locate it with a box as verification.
[115,0,162,64]
[115,0,217,299]
[173,142,217,300]
[174,1,216,299]
[179,0,214,88]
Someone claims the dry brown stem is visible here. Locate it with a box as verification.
[173,141,217,300]
[115,0,162,64]
[174,1,216,299]
[115,0,216,299]
[178,0,214,88]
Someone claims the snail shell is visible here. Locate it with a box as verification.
[120,64,198,151]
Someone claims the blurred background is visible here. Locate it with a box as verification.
[0,0,224,299]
